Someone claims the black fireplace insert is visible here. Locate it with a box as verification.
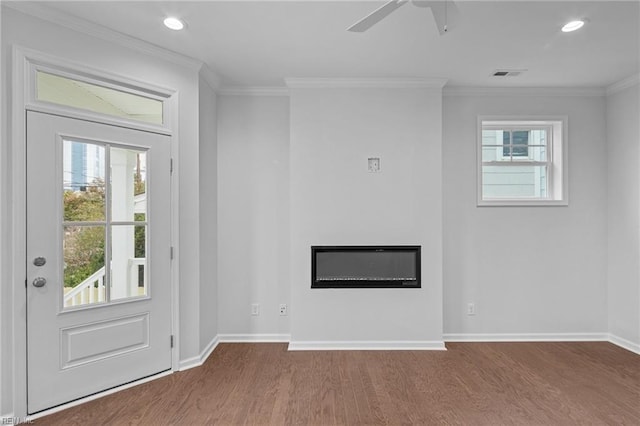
[311,245,421,288]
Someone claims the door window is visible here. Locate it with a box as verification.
[62,140,148,308]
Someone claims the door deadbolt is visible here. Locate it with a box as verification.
[32,277,47,288]
[33,257,46,267]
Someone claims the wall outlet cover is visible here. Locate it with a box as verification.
[279,304,288,316]
[467,303,475,316]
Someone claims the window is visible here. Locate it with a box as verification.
[478,117,568,206]
[62,139,149,308]
[35,71,164,125]
[501,130,532,158]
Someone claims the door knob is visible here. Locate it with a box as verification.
[32,277,47,288]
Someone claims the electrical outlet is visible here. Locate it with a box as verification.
[467,303,475,316]
[279,304,288,316]
[251,303,260,316]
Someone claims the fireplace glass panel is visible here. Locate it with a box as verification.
[312,246,420,288]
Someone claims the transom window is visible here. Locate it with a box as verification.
[36,71,163,125]
[478,117,568,206]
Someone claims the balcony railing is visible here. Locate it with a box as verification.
[63,267,106,306]
[63,258,145,307]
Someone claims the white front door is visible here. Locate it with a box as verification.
[26,111,172,414]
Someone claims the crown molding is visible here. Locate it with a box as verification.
[285,77,448,89]
[199,65,222,91]
[443,86,606,97]
[4,1,203,71]
[218,86,289,96]
[606,74,640,96]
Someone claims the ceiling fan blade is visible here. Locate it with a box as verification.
[347,0,409,32]
[425,1,460,35]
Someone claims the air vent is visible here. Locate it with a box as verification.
[492,69,527,77]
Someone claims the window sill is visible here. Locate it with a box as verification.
[477,199,568,207]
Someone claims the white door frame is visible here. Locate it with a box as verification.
[8,46,181,419]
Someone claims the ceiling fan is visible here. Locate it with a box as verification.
[347,0,459,35]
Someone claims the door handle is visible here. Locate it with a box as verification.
[32,277,47,288]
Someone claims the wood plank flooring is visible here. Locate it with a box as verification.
[38,342,639,425]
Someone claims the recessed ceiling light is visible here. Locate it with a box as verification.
[164,17,185,31]
[562,20,585,33]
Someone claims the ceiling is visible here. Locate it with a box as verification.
[29,1,640,88]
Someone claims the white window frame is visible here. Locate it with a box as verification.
[26,58,173,135]
[477,116,569,207]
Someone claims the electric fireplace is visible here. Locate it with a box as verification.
[311,246,421,289]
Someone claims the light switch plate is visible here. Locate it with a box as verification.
[368,157,380,172]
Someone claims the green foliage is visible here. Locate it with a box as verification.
[134,214,146,259]
[63,172,147,289]
[64,226,105,288]
[134,170,145,196]
[64,180,105,221]
[64,180,105,288]
[133,167,146,260]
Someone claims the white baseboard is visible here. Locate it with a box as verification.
[443,333,609,342]
[178,335,220,371]
[178,334,290,370]
[288,340,447,351]
[443,332,639,356]
[608,334,640,355]
[218,333,291,343]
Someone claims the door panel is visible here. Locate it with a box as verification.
[60,313,150,369]
[27,111,172,413]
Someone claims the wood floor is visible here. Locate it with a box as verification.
[39,342,639,425]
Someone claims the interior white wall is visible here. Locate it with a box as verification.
[217,95,290,336]
[1,7,205,414]
[443,93,608,337]
[198,72,219,351]
[289,87,444,345]
[606,82,640,348]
